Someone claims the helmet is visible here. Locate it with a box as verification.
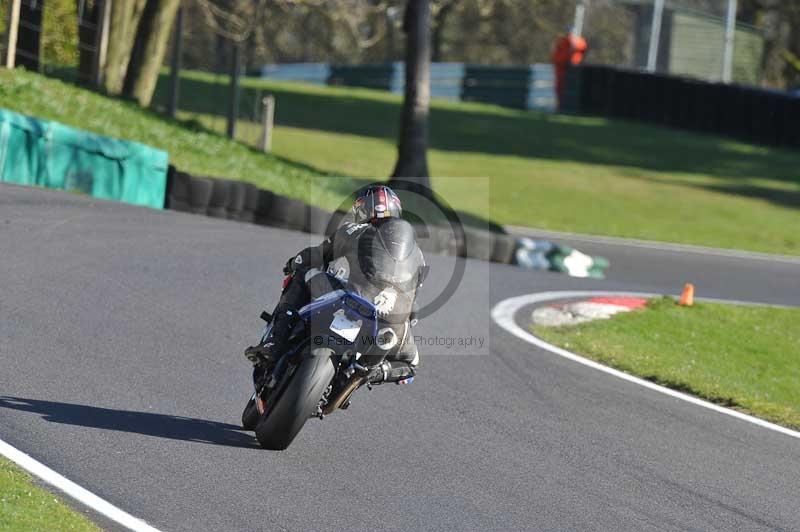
[352,185,402,224]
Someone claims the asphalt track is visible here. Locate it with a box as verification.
[1,183,799,531]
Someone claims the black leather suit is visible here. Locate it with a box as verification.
[280,217,426,367]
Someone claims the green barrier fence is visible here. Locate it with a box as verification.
[0,108,169,209]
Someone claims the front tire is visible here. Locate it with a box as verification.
[241,394,260,430]
[254,349,335,450]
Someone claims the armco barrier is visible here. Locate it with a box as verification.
[0,108,168,208]
[257,63,330,85]
[461,64,556,111]
[325,62,465,102]
[328,64,396,91]
[257,61,583,110]
[164,166,514,264]
[567,65,800,148]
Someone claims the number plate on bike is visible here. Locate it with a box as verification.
[330,309,362,342]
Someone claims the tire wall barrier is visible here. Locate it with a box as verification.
[565,65,800,148]
[0,108,169,209]
[164,166,515,264]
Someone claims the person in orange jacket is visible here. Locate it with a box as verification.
[552,27,588,111]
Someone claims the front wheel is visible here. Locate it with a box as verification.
[254,349,335,450]
[241,393,260,430]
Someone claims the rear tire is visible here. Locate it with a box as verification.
[254,350,335,450]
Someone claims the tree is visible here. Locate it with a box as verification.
[103,0,148,94]
[122,0,182,105]
[390,0,432,194]
[431,0,455,62]
[739,0,800,88]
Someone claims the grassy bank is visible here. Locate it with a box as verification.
[2,68,800,254]
[0,456,99,531]
[0,69,355,211]
[153,70,800,255]
[534,297,800,429]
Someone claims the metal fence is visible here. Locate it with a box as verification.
[579,0,762,84]
[2,0,108,84]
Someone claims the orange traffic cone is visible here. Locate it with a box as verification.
[679,283,694,306]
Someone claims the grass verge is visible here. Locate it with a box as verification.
[3,68,800,253]
[533,297,800,429]
[151,70,800,255]
[0,68,358,212]
[0,456,99,531]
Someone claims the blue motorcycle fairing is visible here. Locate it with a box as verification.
[298,289,348,317]
[299,290,379,339]
[254,290,382,395]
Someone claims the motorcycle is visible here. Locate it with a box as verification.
[241,274,401,450]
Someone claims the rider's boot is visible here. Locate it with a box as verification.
[244,305,299,368]
[368,360,416,385]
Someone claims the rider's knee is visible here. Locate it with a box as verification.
[394,340,419,368]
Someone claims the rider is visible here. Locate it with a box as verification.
[245,185,426,385]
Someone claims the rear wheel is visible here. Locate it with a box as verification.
[254,349,335,450]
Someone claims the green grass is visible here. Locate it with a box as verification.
[0,68,359,212]
[0,456,99,531]
[533,297,800,429]
[3,68,800,253]
[152,70,800,255]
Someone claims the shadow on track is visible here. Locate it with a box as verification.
[0,396,260,449]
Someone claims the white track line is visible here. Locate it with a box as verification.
[0,438,162,532]
[491,290,800,441]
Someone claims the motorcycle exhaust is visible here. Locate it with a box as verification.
[322,374,366,415]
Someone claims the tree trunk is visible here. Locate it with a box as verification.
[390,0,432,194]
[759,0,790,87]
[386,11,396,61]
[781,4,800,88]
[103,0,147,94]
[302,10,313,62]
[122,0,182,106]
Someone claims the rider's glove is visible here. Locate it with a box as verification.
[283,256,297,276]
